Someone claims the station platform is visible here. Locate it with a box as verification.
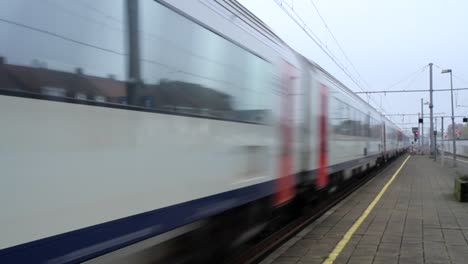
[262,155,468,264]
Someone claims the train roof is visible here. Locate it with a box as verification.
[300,55,403,131]
[225,1,404,132]
[215,0,285,47]
[169,0,405,133]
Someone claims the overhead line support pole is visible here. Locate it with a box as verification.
[421,98,424,154]
[429,63,434,160]
[449,71,457,166]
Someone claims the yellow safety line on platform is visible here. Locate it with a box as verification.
[322,155,411,264]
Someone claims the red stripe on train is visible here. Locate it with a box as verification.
[316,84,329,189]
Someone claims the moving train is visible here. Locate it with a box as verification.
[0,0,409,263]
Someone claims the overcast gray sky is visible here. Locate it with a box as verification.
[238,0,468,134]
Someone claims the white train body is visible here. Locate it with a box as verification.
[0,0,408,263]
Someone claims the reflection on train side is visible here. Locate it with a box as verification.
[0,60,271,124]
[0,0,274,125]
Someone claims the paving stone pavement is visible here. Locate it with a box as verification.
[261,155,468,264]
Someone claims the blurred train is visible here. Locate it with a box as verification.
[0,0,409,263]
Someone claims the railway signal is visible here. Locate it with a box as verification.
[412,127,420,141]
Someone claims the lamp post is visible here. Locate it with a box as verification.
[429,63,434,160]
[441,69,457,167]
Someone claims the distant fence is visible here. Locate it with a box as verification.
[443,140,468,158]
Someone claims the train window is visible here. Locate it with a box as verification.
[331,97,356,137]
[356,109,365,137]
[0,0,127,103]
[329,96,342,136]
[374,120,382,139]
[352,108,358,136]
[364,113,370,137]
[138,1,274,124]
[370,118,377,138]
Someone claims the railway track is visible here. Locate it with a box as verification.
[225,156,402,264]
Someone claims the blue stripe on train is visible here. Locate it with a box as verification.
[0,181,274,264]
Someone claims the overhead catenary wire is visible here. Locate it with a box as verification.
[306,0,371,91]
[375,65,428,125]
[354,60,467,136]
[288,1,412,127]
[275,1,357,87]
[43,0,124,32]
[377,66,428,116]
[280,1,412,127]
[383,65,428,91]
[355,88,468,94]
[433,64,468,85]
[278,0,349,75]
[282,0,368,93]
[74,0,123,23]
[434,63,468,108]
[273,0,390,116]
[305,0,375,106]
[0,18,125,56]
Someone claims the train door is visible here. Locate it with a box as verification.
[273,61,297,206]
[383,122,387,158]
[299,63,313,185]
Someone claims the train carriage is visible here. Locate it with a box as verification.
[0,0,408,263]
